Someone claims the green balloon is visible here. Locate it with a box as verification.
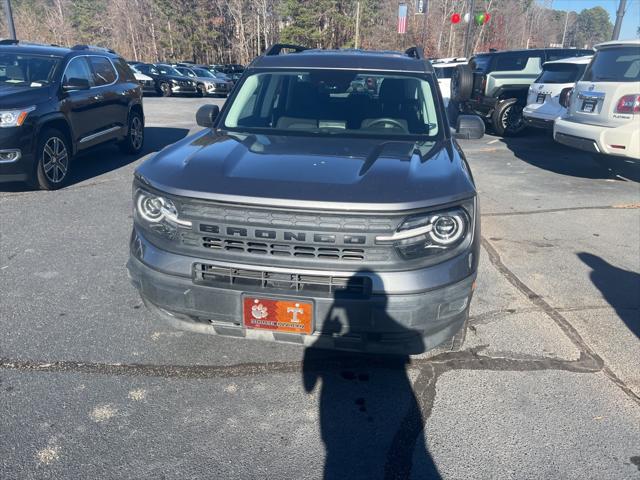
[475,13,485,26]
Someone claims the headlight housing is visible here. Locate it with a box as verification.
[0,106,35,128]
[376,202,474,260]
[134,188,191,239]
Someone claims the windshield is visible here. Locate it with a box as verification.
[536,63,586,84]
[157,65,182,76]
[222,70,441,138]
[583,46,640,82]
[0,53,61,87]
[193,68,215,78]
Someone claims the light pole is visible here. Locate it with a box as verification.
[612,0,627,41]
[463,0,476,58]
[2,0,17,40]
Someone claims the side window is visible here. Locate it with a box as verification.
[114,57,136,82]
[89,56,117,86]
[493,53,529,72]
[63,57,93,87]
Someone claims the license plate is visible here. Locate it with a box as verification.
[243,297,313,335]
[536,93,546,103]
[582,100,597,113]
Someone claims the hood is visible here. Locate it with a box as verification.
[0,84,51,109]
[136,130,475,211]
[134,72,153,81]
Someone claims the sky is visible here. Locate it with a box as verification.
[551,0,640,40]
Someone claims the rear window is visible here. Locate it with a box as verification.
[434,67,455,79]
[471,55,490,72]
[583,46,640,82]
[536,63,586,84]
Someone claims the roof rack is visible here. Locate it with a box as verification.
[0,39,62,48]
[72,44,116,54]
[404,46,424,60]
[264,43,308,56]
[0,39,19,45]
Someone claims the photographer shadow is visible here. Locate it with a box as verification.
[302,271,441,480]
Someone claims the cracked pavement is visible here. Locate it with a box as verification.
[1,97,639,479]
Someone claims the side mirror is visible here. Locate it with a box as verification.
[454,114,485,140]
[63,77,90,91]
[196,104,220,128]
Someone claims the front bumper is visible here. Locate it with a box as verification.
[0,125,36,183]
[127,229,477,354]
[554,117,640,160]
[172,84,198,94]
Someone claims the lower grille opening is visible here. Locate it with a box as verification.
[193,263,370,296]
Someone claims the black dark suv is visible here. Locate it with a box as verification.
[451,48,592,135]
[134,63,198,97]
[0,41,144,189]
[128,44,485,355]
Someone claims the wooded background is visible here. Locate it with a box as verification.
[0,0,614,64]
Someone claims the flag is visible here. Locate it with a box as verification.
[398,3,408,34]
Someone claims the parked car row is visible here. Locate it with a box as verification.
[127,61,243,98]
[444,41,639,161]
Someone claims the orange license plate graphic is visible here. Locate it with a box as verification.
[243,297,313,335]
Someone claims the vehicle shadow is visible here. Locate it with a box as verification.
[302,271,441,480]
[0,126,190,192]
[500,130,640,182]
[578,252,640,338]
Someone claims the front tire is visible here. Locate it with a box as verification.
[119,111,144,155]
[34,128,71,190]
[492,99,527,137]
[159,82,172,97]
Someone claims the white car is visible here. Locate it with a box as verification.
[523,55,592,130]
[554,40,640,160]
[433,58,467,107]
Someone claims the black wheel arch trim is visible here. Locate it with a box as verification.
[34,113,76,155]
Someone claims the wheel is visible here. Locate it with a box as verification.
[159,82,172,97]
[451,64,473,102]
[492,98,527,137]
[34,129,71,190]
[119,111,144,154]
[197,84,206,97]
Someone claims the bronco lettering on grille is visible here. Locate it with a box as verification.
[199,223,366,245]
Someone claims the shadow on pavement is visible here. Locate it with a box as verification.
[0,126,190,192]
[578,252,640,338]
[302,271,441,480]
[499,130,633,180]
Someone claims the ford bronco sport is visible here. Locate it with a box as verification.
[0,40,144,189]
[451,48,592,136]
[127,45,485,354]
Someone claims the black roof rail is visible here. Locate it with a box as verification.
[72,44,116,54]
[264,43,308,56]
[0,38,19,45]
[404,46,424,60]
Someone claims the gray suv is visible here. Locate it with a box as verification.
[127,45,484,354]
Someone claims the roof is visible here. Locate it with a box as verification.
[544,55,593,66]
[251,48,433,73]
[474,48,593,57]
[595,39,640,49]
[0,41,118,57]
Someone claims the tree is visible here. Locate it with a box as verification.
[572,7,613,48]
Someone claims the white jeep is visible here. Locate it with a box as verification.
[554,40,640,160]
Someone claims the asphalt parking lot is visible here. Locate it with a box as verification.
[1,97,638,479]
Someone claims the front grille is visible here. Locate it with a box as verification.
[193,263,370,296]
[176,199,404,268]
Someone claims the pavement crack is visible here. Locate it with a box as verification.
[482,205,626,217]
[480,236,640,406]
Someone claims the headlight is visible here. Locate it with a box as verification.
[171,79,180,84]
[0,106,35,128]
[134,189,191,239]
[376,204,473,260]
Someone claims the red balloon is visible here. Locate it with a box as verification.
[484,13,491,24]
[451,13,461,24]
